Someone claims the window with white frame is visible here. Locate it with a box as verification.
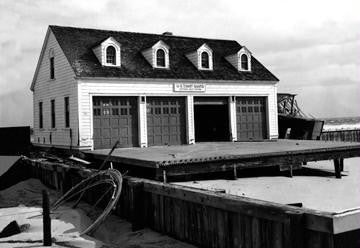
[201,52,210,69]
[238,47,251,72]
[197,44,213,70]
[156,49,166,67]
[241,54,249,70]
[106,46,116,65]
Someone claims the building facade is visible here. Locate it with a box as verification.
[31,26,279,150]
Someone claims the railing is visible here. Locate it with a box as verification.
[321,129,360,142]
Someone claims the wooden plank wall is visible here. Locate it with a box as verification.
[32,30,79,148]
[321,130,360,142]
[27,159,337,248]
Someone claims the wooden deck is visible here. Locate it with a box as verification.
[85,140,360,181]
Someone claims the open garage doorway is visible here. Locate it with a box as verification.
[194,97,230,142]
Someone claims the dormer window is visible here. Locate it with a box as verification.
[142,40,170,69]
[201,52,209,69]
[186,43,213,70]
[92,37,121,67]
[106,46,116,65]
[156,49,166,67]
[225,46,252,72]
[241,54,249,70]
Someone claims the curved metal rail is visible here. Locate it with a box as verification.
[51,169,123,235]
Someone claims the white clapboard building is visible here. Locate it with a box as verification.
[31,26,279,150]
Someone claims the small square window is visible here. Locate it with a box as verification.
[103,109,110,115]
[155,107,161,114]
[120,108,128,115]
[112,109,119,115]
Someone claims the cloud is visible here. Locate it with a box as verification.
[0,0,359,126]
[0,89,32,127]
[293,78,360,118]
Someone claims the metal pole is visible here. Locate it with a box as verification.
[99,140,120,170]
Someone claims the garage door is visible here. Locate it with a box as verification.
[147,97,186,146]
[236,97,267,141]
[93,97,138,149]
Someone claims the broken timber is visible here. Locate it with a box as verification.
[85,140,360,182]
[24,157,360,248]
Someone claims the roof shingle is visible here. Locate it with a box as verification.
[50,25,279,81]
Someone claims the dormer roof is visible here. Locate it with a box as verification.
[47,25,279,81]
[142,40,170,69]
[198,43,212,52]
[225,46,252,72]
[92,36,121,67]
[186,43,214,70]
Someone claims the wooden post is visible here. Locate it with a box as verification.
[163,170,167,184]
[285,210,305,248]
[130,181,144,231]
[233,164,237,180]
[334,159,342,179]
[42,190,52,246]
[339,158,344,172]
[289,164,293,178]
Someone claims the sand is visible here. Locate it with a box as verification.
[0,179,196,248]
[175,157,360,213]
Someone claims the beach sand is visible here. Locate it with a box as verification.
[175,157,360,213]
[0,179,195,248]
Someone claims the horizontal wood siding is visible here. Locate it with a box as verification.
[186,51,198,68]
[78,79,278,149]
[32,30,78,148]
[225,53,238,70]
[142,48,153,66]
[92,45,102,64]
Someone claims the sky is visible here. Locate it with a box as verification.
[0,0,359,126]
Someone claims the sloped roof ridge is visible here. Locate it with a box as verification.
[49,25,240,44]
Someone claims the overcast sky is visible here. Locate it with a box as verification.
[0,0,359,126]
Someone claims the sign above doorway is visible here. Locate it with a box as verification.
[173,83,206,92]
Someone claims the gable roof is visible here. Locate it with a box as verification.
[30,28,51,91]
[48,25,279,81]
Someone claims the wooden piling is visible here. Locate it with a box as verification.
[130,180,145,231]
[163,170,167,183]
[339,158,344,172]
[42,190,52,246]
[334,159,342,179]
[233,165,237,180]
[287,210,305,248]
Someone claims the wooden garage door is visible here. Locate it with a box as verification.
[147,97,186,146]
[236,97,267,141]
[93,97,138,149]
